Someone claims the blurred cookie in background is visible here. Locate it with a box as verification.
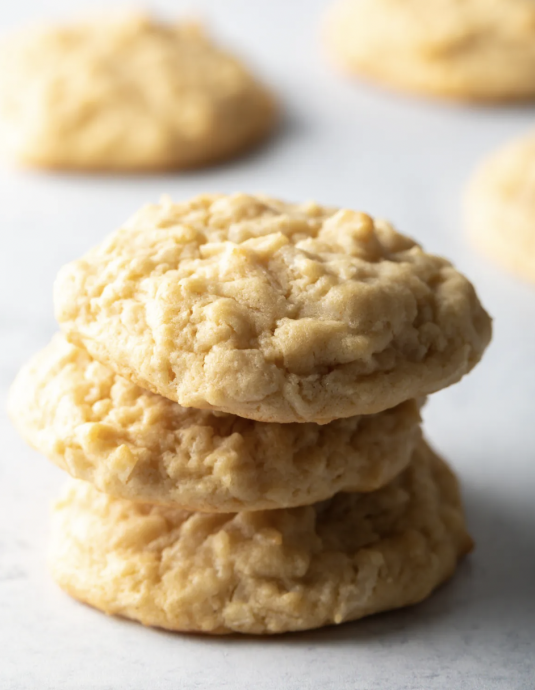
[0,13,277,171]
[466,132,535,284]
[325,0,535,102]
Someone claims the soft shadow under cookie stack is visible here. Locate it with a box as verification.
[9,194,491,635]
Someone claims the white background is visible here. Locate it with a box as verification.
[1,1,534,688]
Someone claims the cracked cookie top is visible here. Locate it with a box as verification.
[55,193,491,423]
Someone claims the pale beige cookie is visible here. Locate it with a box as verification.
[8,334,422,511]
[0,13,276,170]
[54,193,491,424]
[326,0,535,102]
[466,132,535,283]
[49,440,472,635]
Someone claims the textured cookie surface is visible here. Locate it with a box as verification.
[55,193,491,423]
[49,440,472,635]
[0,14,276,170]
[466,132,535,283]
[8,334,421,511]
[326,0,535,101]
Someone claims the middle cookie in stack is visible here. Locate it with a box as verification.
[9,193,491,634]
[9,334,422,511]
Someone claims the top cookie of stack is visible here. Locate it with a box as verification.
[54,193,491,424]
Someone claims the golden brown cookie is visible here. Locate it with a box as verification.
[0,13,276,170]
[54,193,491,423]
[326,0,535,102]
[49,440,472,635]
[8,334,422,511]
[466,132,535,283]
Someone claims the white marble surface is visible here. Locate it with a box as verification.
[1,1,535,688]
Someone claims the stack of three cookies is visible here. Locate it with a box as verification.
[9,194,491,635]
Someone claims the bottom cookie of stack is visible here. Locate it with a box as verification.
[49,439,472,635]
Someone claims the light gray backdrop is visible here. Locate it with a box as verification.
[1,1,534,688]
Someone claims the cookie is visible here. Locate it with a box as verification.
[8,334,422,511]
[0,14,276,170]
[326,0,535,102]
[466,132,535,283]
[49,440,472,635]
[54,193,491,424]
